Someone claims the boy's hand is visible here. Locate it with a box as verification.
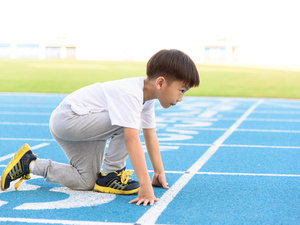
[129,184,159,206]
[152,172,169,189]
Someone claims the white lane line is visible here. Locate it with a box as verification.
[246,118,300,122]
[0,143,50,162]
[0,104,56,108]
[0,217,138,225]
[221,144,300,149]
[236,128,300,133]
[265,102,300,109]
[2,140,295,150]
[136,99,264,225]
[161,127,300,133]
[196,172,300,177]
[0,112,51,116]
[158,116,300,122]
[145,170,300,177]
[1,113,299,122]
[2,123,299,134]
[253,110,300,114]
[0,122,48,126]
[0,138,55,142]
[158,142,300,149]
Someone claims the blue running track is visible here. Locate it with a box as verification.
[0,93,299,224]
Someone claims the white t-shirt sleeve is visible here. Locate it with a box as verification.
[141,100,156,129]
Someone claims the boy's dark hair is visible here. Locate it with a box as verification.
[146,49,200,87]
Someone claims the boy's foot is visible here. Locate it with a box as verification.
[94,167,140,195]
[1,143,37,191]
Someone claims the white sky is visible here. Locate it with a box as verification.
[0,0,299,64]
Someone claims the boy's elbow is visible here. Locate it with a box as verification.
[124,127,140,149]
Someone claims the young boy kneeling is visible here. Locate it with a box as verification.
[1,49,200,206]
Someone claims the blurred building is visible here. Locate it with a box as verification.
[0,38,239,64]
[0,0,299,66]
[0,37,76,59]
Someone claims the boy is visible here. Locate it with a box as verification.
[1,49,200,206]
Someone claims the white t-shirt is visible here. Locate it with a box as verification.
[61,77,156,130]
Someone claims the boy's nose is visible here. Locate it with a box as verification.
[177,96,183,102]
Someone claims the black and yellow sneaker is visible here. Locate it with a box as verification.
[1,143,36,191]
[94,167,140,195]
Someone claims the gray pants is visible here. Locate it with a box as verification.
[33,105,128,190]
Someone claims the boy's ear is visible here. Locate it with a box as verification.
[156,76,165,90]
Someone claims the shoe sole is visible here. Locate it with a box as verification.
[94,183,139,195]
[0,143,31,191]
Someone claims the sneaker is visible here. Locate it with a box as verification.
[1,143,36,191]
[94,167,140,195]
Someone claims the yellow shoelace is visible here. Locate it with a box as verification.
[14,174,31,190]
[117,170,132,185]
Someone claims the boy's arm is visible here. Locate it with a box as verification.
[143,128,169,189]
[124,127,158,206]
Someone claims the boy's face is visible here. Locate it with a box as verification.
[157,79,190,109]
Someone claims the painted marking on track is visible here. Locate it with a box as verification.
[0,104,56,108]
[0,143,50,162]
[0,122,48,126]
[265,102,300,109]
[236,129,300,133]
[195,172,300,177]
[136,99,264,224]
[165,129,198,135]
[0,112,51,116]
[154,143,212,146]
[1,177,116,211]
[157,133,193,141]
[253,110,300,114]
[14,186,116,210]
[0,217,136,225]
[158,117,300,122]
[146,170,300,177]
[0,138,55,142]
[158,142,300,149]
[174,121,212,127]
[246,118,300,122]
[180,109,300,114]
[163,127,300,133]
[143,145,179,152]
[198,110,218,118]
[0,128,296,149]
[221,144,300,149]
[0,175,41,207]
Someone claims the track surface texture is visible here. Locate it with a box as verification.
[0,93,299,224]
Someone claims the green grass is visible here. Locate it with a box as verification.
[0,59,299,99]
